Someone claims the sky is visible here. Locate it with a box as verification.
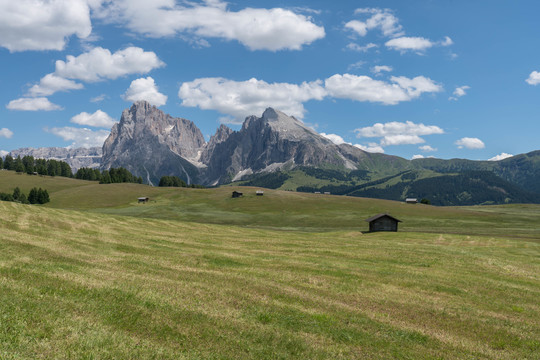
[1,0,539,162]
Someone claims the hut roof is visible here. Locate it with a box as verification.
[364,213,402,223]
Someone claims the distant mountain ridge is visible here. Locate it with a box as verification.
[6,101,540,205]
[9,147,102,172]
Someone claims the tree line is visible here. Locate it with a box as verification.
[75,167,143,184]
[0,187,50,204]
[158,175,205,188]
[1,155,72,177]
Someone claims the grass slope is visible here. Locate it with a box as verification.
[2,202,540,359]
[1,171,540,358]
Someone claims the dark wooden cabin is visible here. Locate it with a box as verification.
[138,197,149,203]
[365,213,401,232]
[232,191,243,198]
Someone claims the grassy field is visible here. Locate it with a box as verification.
[1,171,540,359]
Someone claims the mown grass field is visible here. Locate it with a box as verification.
[1,170,540,359]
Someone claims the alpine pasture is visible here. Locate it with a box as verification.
[1,171,539,359]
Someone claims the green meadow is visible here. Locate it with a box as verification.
[1,170,540,359]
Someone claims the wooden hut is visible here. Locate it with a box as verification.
[138,197,149,203]
[365,213,401,232]
[405,198,418,204]
[256,190,264,196]
[232,191,243,198]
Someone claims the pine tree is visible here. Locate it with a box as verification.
[3,155,13,170]
[14,157,25,173]
[28,188,38,204]
[0,157,3,169]
[12,187,21,201]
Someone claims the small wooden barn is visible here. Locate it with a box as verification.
[232,191,243,198]
[138,197,149,203]
[365,213,401,232]
[405,198,418,204]
[256,190,264,196]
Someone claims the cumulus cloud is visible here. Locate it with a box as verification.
[449,85,470,101]
[6,97,62,111]
[325,74,442,105]
[385,36,453,53]
[419,145,437,152]
[345,8,403,37]
[0,0,92,52]
[320,133,347,145]
[0,128,13,138]
[355,121,444,146]
[412,154,424,160]
[354,143,385,153]
[178,77,326,121]
[123,77,168,107]
[55,47,165,82]
[526,71,540,85]
[346,42,378,52]
[27,74,83,97]
[488,153,513,161]
[90,94,107,103]
[371,65,393,75]
[93,0,325,51]
[70,110,116,128]
[46,126,110,148]
[455,137,485,149]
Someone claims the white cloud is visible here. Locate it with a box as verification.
[0,0,92,52]
[419,145,437,152]
[347,61,366,71]
[46,126,110,148]
[449,85,470,101]
[526,71,540,85]
[412,154,424,160]
[325,74,442,105]
[27,74,83,97]
[354,143,385,153]
[123,77,168,107]
[93,1,325,51]
[355,121,444,146]
[346,42,378,52]
[0,150,8,157]
[381,135,425,146]
[179,77,326,122]
[488,153,513,161]
[6,97,62,111]
[0,128,13,138]
[346,8,403,38]
[386,36,453,53]
[371,65,393,75]
[455,137,485,149]
[90,94,107,103]
[55,47,165,82]
[385,36,434,52]
[320,133,346,145]
[70,110,116,128]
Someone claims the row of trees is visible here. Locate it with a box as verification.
[1,155,72,178]
[75,167,143,184]
[158,175,205,188]
[0,187,50,204]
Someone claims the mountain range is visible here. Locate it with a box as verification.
[8,101,540,205]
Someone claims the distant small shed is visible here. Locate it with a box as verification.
[324,192,331,195]
[138,197,149,203]
[365,213,402,232]
[256,190,264,196]
[405,198,418,204]
[232,191,243,198]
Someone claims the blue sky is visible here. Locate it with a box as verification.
[1,0,539,162]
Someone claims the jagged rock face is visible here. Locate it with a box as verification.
[101,101,205,185]
[9,147,102,172]
[201,108,360,185]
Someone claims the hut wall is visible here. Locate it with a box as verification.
[369,217,398,232]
